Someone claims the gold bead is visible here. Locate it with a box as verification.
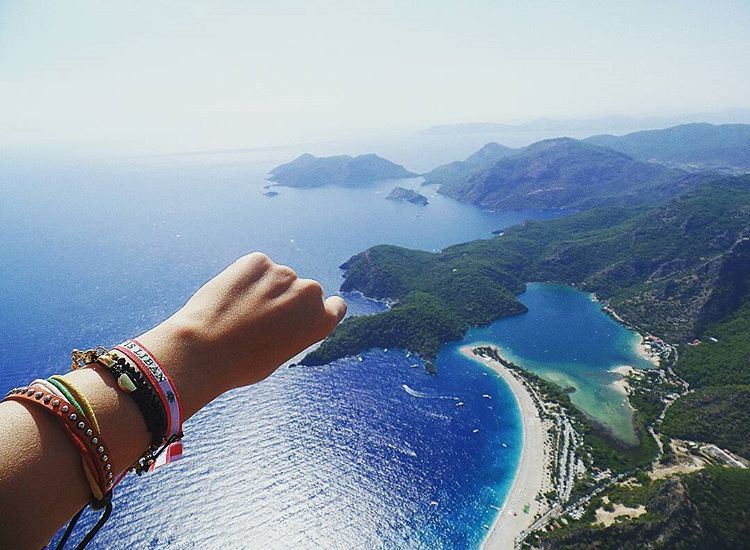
[97,354,115,368]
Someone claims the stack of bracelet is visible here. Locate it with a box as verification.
[91,339,184,472]
[4,378,115,549]
[1,338,184,549]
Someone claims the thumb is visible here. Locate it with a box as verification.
[324,295,348,326]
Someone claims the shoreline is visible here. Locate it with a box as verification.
[610,365,635,399]
[459,344,552,550]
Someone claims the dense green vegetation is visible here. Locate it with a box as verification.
[304,177,750,367]
[661,303,750,458]
[683,466,750,547]
[674,304,750,388]
[662,386,750,457]
[536,466,750,549]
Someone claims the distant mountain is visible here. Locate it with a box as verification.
[386,187,428,206]
[267,153,416,188]
[421,142,517,187]
[419,108,750,137]
[586,123,750,171]
[437,138,688,210]
[419,122,519,135]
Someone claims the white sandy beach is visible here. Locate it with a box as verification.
[459,345,552,550]
[610,365,635,396]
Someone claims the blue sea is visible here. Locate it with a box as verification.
[0,152,648,548]
[0,152,545,549]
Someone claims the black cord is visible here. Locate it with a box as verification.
[56,506,84,550]
[54,498,113,550]
[75,501,113,550]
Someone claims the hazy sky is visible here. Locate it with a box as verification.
[1,1,749,153]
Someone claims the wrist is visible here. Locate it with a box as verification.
[136,318,227,420]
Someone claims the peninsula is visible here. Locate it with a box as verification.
[267,153,416,188]
[302,173,750,546]
[461,345,553,550]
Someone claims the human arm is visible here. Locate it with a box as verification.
[0,252,346,549]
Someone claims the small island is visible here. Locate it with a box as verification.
[385,187,428,206]
[267,153,416,188]
[263,190,279,197]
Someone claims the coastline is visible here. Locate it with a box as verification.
[459,344,553,550]
[610,365,635,397]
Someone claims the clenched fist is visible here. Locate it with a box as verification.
[138,253,347,417]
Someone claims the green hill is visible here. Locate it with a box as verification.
[435,138,689,210]
[537,466,750,549]
[304,176,750,366]
[586,123,750,171]
[421,142,516,187]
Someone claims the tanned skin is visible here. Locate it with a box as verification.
[0,253,347,549]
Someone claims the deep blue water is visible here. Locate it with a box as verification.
[0,153,555,548]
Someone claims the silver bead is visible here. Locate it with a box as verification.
[107,472,113,479]
[77,422,85,429]
[105,464,111,471]
[69,413,77,421]
[86,429,93,436]
[91,437,99,444]
[101,455,108,462]
[61,405,69,413]
[97,446,104,453]
[107,480,113,487]
[27,389,34,396]
[34,392,43,399]
[52,400,60,407]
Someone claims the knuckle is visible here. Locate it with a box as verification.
[240,252,271,270]
[249,252,271,266]
[275,264,297,280]
[298,279,323,298]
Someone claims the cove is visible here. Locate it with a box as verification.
[460,283,655,444]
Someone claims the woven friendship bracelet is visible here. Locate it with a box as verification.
[49,375,102,434]
[114,339,183,443]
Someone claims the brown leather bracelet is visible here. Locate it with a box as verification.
[4,385,115,497]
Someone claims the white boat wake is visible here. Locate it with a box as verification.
[401,384,456,400]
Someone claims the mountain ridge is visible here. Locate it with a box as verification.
[585,123,750,171]
[435,137,688,210]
